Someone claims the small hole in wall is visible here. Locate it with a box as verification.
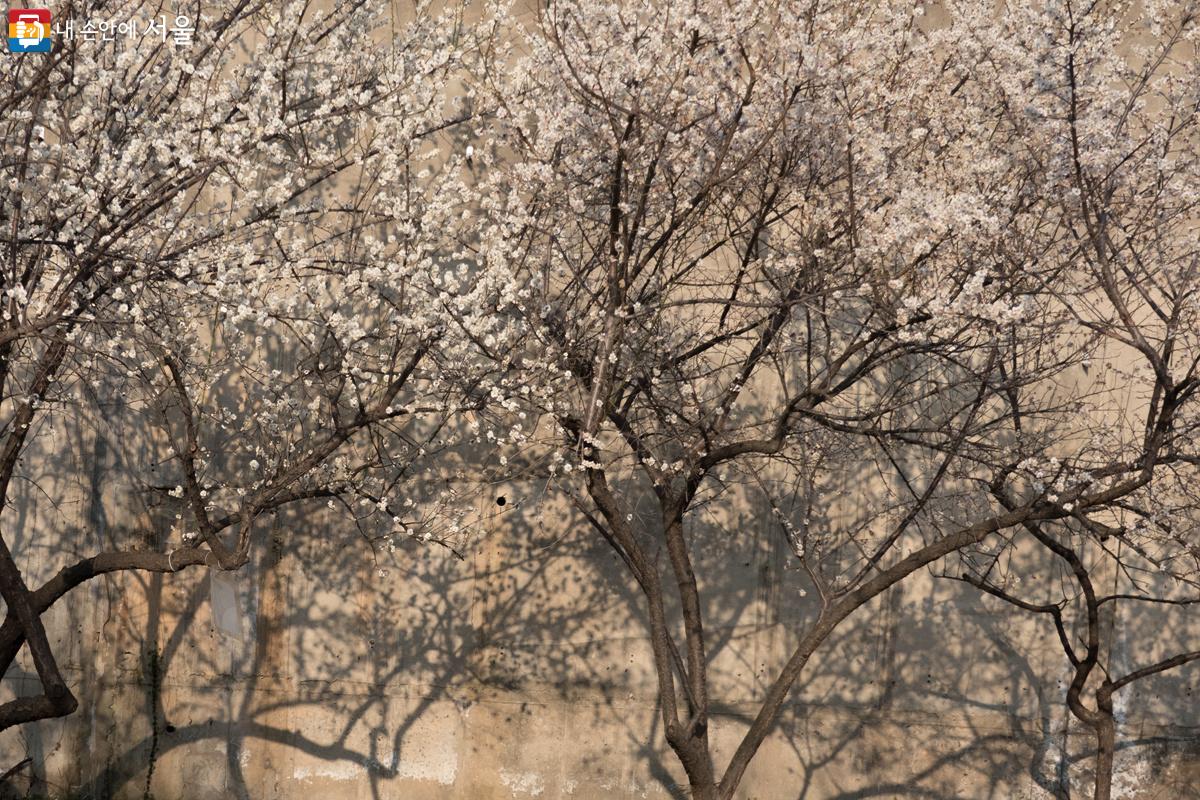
[165,724,177,734]
[496,495,507,507]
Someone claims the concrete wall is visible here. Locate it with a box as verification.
[1,419,1200,800]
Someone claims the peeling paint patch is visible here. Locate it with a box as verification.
[396,748,458,786]
[293,760,366,782]
[500,768,545,796]
[561,777,578,794]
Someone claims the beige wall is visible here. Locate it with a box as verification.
[1,418,1199,800]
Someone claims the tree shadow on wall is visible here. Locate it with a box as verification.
[773,565,1200,800]
[46,502,612,800]
[5,405,1199,799]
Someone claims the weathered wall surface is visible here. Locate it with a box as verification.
[1,418,1199,800]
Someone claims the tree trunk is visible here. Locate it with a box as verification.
[672,729,718,800]
[1092,718,1115,800]
[1092,688,1117,800]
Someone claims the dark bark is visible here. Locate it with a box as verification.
[0,546,215,732]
